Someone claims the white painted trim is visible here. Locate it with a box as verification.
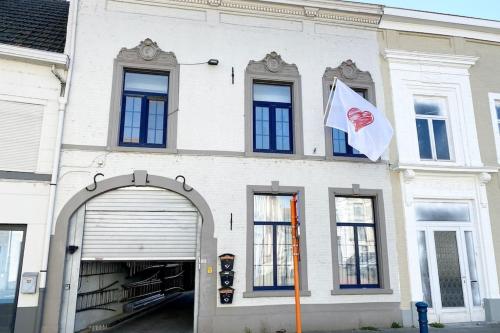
[262,0,382,15]
[0,43,68,67]
[383,7,500,30]
[384,49,479,68]
[488,93,500,164]
[381,7,500,44]
[393,165,498,174]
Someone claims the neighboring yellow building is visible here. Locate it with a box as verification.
[380,7,500,326]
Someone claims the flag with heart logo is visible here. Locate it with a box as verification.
[325,79,393,161]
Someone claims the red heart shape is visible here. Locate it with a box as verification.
[347,107,374,132]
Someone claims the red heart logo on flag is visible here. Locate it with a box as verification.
[347,107,374,132]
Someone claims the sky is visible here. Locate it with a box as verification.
[353,0,500,21]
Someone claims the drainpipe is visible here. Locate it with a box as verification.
[37,0,79,331]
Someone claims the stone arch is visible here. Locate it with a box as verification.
[41,171,217,333]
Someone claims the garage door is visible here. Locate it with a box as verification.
[81,187,199,260]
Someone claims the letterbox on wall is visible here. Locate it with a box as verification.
[219,253,235,271]
[219,287,234,304]
[219,270,234,287]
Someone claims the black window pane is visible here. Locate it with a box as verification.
[357,226,378,285]
[496,104,500,120]
[147,99,165,145]
[416,119,432,159]
[332,129,347,154]
[337,226,357,286]
[122,96,142,143]
[255,106,270,150]
[433,119,450,160]
[275,108,291,151]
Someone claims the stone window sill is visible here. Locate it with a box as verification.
[331,288,393,295]
[243,290,311,298]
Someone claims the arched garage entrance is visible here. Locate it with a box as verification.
[40,171,217,333]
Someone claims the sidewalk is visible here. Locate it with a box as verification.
[307,322,500,333]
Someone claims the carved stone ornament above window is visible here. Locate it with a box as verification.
[324,59,373,86]
[246,51,299,77]
[117,38,178,66]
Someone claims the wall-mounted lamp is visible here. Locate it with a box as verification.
[179,59,220,66]
[207,59,219,66]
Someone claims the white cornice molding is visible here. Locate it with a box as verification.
[384,7,500,30]
[392,163,498,174]
[0,44,68,68]
[383,49,479,69]
[120,0,381,27]
[381,7,500,44]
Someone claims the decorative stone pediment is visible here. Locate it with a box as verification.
[323,59,373,85]
[246,52,299,76]
[117,38,178,66]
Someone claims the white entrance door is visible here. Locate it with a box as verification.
[417,225,485,323]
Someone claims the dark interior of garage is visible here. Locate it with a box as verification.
[74,260,195,333]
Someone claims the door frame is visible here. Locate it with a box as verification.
[0,224,27,333]
[416,219,486,322]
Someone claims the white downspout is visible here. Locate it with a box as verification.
[38,0,79,325]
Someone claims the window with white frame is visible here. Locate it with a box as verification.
[495,101,500,133]
[488,93,500,163]
[414,97,452,161]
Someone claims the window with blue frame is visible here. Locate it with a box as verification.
[253,83,293,154]
[119,70,169,147]
[332,88,367,157]
[253,194,294,290]
[335,196,379,288]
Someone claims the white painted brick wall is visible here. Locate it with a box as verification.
[55,151,401,306]
[54,0,400,309]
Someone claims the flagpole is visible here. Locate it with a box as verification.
[324,76,338,123]
[291,194,302,333]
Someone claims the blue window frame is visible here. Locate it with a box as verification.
[253,194,294,290]
[253,83,293,154]
[119,70,169,148]
[332,88,367,158]
[335,196,379,288]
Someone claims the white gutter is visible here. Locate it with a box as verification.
[39,0,78,304]
[0,43,68,67]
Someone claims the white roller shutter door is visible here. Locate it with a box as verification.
[82,187,199,260]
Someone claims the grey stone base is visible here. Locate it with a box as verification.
[401,307,414,328]
[14,306,38,333]
[484,298,500,322]
[213,302,401,333]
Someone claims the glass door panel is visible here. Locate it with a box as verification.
[0,228,25,333]
[434,231,465,308]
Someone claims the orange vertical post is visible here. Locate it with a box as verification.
[290,194,302,333]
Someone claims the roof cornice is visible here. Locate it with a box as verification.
[381,7,500,43]
[0,43,68,68]
[384,49,479,69]
[120,0,382,27]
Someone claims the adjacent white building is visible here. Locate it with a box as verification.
[0,1,70,333]
[381,8,500,326]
